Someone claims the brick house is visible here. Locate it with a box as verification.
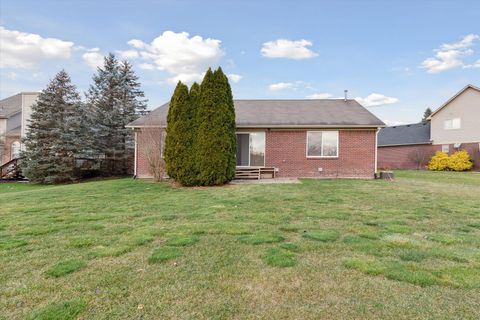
[0,92,39,167]
[378,84,480,170]
[127,99,385,179]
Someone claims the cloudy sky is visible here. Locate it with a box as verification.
[1,0,479,125]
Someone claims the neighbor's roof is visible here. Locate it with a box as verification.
[428,84,480,119]
[0,92,39,118]
[6,125,21,137]
[378,122,431,147]
[127,99,385,128]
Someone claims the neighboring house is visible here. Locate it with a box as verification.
[0,92,40,166]
[127,99,385,179]
[378,84,480,170]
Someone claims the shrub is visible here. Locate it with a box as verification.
[448,150,473,171]
[427,151,450,171]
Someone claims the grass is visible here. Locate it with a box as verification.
[45,260,86,278]
[27,300,86,320]
[264,248,297,267]
[148,247,180,263]
[1,170,480,319]
[303,229,340,242]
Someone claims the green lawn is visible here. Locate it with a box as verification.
[1,171,480,319]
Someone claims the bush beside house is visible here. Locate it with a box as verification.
[427,150,473,171]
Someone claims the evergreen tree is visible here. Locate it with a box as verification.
[164,82,190,181]
[86,53,147,175]
[118,60,148,171]
[22,70,82,183]
[195,67,236,185]
[422,107,432,121]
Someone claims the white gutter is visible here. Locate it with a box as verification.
[134,131,137,177]
[375,129,378,173]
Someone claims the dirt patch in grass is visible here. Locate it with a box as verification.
[303,230,340,242]
[238,233,284,245]
[148,247,180,263]
[264,248,297,267]
[45,260,86,278]
[28,299,86,320]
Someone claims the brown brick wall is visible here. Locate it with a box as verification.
[377,144,439,170]
[378,142,480,170]
[265,129,377,178]
[135,128,165,178]
[134,128,378,179]
[1,135,21,165]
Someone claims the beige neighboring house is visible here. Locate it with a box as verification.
[0,92,40,166]
[378,84,480,170]
[429,84,480,146]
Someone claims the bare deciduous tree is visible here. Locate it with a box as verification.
[136,126,166,182]
[408,148,429,169]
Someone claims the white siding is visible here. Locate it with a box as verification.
[430,87,480,144]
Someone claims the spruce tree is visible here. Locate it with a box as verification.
[22,70,82,183]
[195,67,237,185]
[422,107,432,122]
[118,60,148,171]
[86,53,147,175]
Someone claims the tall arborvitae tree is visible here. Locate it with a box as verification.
[164,82,190,181]
[195,67,236,185]
[22,70,82,183]
[86,53,146,175]
[422,107,432,122]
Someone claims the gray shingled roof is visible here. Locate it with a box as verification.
[0,93,22,118]
[378,122,431,147]
[127,99,385,128]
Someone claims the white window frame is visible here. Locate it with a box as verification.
[444,118,461,130]
[11,141,21,160]
[306,130,339,158]
[236,131,266,167]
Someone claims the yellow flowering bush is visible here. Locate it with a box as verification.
[448,150,473,171]
[427,151,450,171]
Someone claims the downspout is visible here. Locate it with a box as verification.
[133,130,137,179]
[374,128,379,175]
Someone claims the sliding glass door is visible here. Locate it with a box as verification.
[236,132,265,167]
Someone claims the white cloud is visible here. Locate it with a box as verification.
[0,26,74,69]
[305,93,333,99]
[228,73,242,83]
[268,82,294,91]
[125,31,224,84]
[261,39,318,59]
[420,34,479,73]
[116,49,139,59]
[82,48,104,70]
[355,93,399,107]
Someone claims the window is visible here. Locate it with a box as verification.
[444,118,461,130]
[307,131,339,157]
[442,144,449,153]
[11,141,21,159]
[236,132,265,167]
